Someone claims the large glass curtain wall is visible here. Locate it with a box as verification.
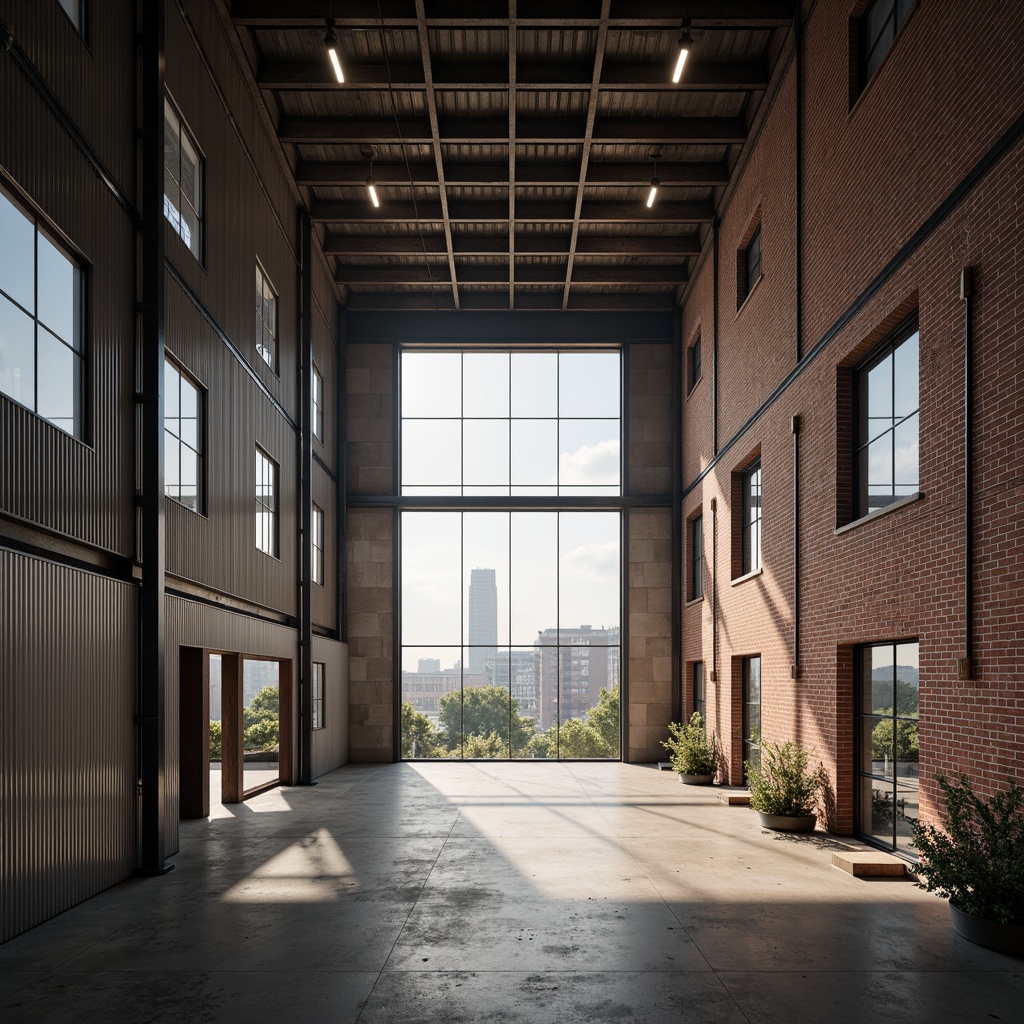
[400,351,622,760]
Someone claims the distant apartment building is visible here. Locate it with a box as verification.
[467,567,498,673]
[535,626,620,731]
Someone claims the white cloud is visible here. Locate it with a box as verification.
[561,540,619,582]
[559,439,620,485]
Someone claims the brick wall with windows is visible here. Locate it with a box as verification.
[679,0,1024,821]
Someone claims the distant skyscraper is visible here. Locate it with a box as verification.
[468,568,498,674]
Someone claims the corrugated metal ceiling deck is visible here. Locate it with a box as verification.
[229,0,796,310]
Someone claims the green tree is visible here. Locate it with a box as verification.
[242,685,279,752]
[209,720,222,761]
[462,732,509,758]
[871,711,919,762]
[401,701,447,758]
[438,686,535,753]
[556,717,614,758]
[586,687,620,755]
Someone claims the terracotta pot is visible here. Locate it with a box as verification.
[950,903,1024,957]
[756,811,816,832]
[679,773,713,785]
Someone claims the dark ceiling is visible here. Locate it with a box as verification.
[228,1,796,311]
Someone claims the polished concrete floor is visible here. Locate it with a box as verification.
[1,762,1021,1023]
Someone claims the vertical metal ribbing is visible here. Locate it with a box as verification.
[298,210,314,784]
[138,0,169,875]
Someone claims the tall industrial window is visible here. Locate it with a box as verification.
[57,0,86,36]
[311,662,325,730]
[312,363,324,441]
[163,99,202,260]
[856,640,919,855]
[739,223,761,306]
[854,319,918,516]
[688,335,702,393]
[860,0,915,89]
[255,446,278,556]
[689,512,704,600]
[255,262,277,372]
[311,503,324,585]
[0,183,84,439]
[741,459,762,574]
[742,655,761,774]
[693,662,705,721]
[165,359,203,512]
[400,351,621,761]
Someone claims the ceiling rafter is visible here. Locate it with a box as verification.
[412,0,459,308]
[564,0,612,309]
[508,0,517,306]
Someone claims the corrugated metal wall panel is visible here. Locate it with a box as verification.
[0,55,135,557]
[165,277,300,615]
[0,551,136,943]
[312,463,338,631]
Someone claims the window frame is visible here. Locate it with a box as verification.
[737,222,762,308]
[311,662,325,730]
[57,0,87,39]
[163,97,204,262]
[740,458,762,575]
[311,502,325,586]
[852,317,919,519]
[858,0,916,95]
[742,654,761,775]
[692,661,706,722]
[0,178,87,441]
[312,362,324,442]
[255,261,279,374]
[163,356,205,514]
[688,335,702,394]
[254,445,279,558]
[689,511,704,601]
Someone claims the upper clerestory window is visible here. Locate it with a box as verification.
[163,99,203,262]
[57,0,86,39]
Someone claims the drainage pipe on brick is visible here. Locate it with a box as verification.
[710,497,718,686]
[712,218,720,456]
[962,266,975,676]
[794,2,804,362]
[792,415,800,677]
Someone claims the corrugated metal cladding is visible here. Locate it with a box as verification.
[0,551,136,943]
[313,465,339,632]
[0,61,135,557]
[165,0,303,425]
[313,257,340,473]
[164,597,347,855]
[2,0,136,197]
[165,280,299,615]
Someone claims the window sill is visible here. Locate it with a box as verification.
[730,566,763,587]
[736,272,764,318]
[685,595,705,608]
[834,491,924,536]
[686,375,702,398]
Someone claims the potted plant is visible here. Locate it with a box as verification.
[745,739,819,832]
[911,774,1024,956]
[662,712,720,784]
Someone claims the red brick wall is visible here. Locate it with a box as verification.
[680,0,1024,828]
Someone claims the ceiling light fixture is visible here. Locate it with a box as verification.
[363,146,380,208]
[324,2,344,83]
[647,152,660,208]
[672,18,694,83]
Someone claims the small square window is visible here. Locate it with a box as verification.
[163,100,203,261]
[688,336,702,393]
[857,0,916,95]
[255,446,278,556]
[57,0,86,37]
[312,363,324,441]
[737,224,762,307]
[255,263,278,372]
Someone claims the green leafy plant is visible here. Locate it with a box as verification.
[745,739,819,816]
[209,720,222,761]
[911,775,1024,924]
[242,685,279,752]
[662,712,720,776]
